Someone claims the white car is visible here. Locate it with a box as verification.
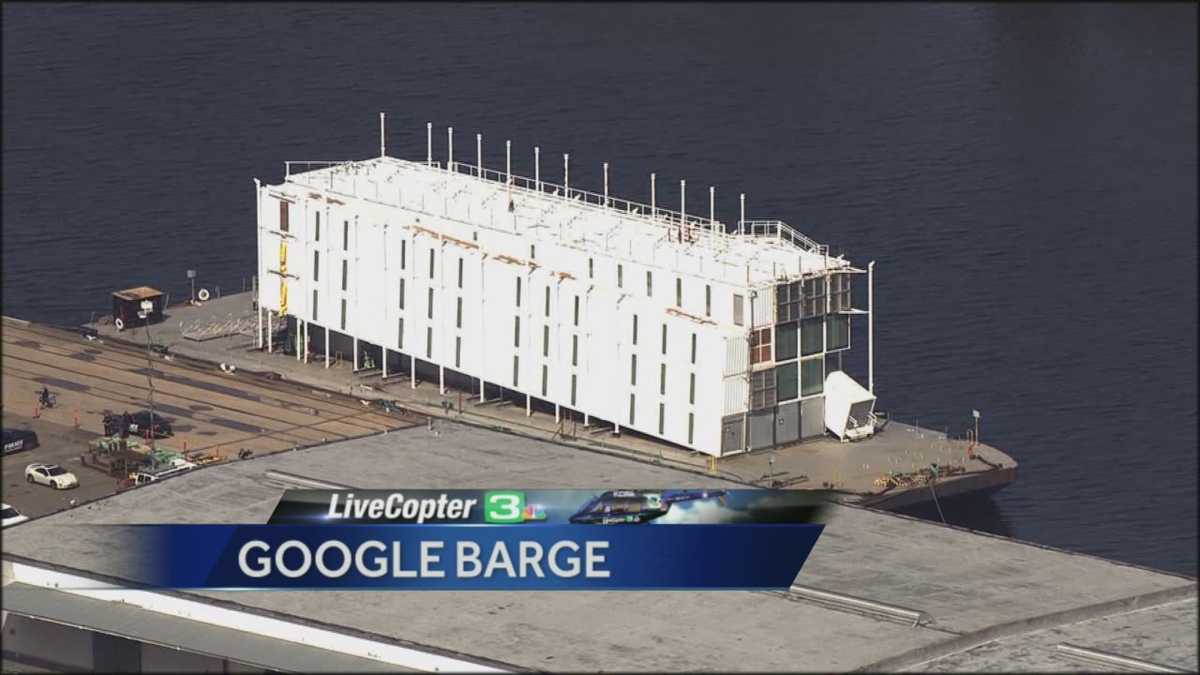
[25,463,79,489]
[2,503,29,527]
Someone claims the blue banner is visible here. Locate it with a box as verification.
[127,523,822,590]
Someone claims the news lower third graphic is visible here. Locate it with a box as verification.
[118,490,829,590]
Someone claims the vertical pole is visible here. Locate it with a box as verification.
[526,394,531,417]
[563,154,570,200]
[584,412,590,427]
[353,336,359,370]
[505,140,511,190]
[709,186,715,226]
[426,122,433,166]
[479,377,485,403]
[383,347,388,378]
[476,133,482,179]
[325,326,330,368]
[379,112,386,157]
[739,193,746,235]
[650,173,657,217]
[555,403,560,423]
[448,127,454,171]
[257,305,263,349]
[868,260,875,395]
[267,311,273,352]
[411,354,416,389]
[534,146,541,191]
[603,162,609,206]
[303,320,309,363]
[680,179,687,242]
[439,365,445,395]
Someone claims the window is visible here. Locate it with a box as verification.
[658,403,665,435]
[428,249,435,279]
[572,335,578,366]
[750,327,773,364]
[617,264,623,288]
[342,220,349,251]
[588,258,594,278]
[530,244,536,260]
[514,316,521,347]
[340,299,347,331]
[541,365,548,396]
[426,327,433,358]
[457,258,463,288]
[830,273,851,312]
[279,200,289,232]
[543,325,550,357]
[802,277,826,317]
[314,211,320,240]
[801,317,823,356]
[311,290,318,321]
[775,321,798,361]
[341,259,348,291]
[544,287,550,317]
[512,355,520,387]
[573,296,580,325]
[661,324,668,355]
[313,251,320,281]
[455,337,462,367]
[646,270,653,297]
[631,354,637,385]
[515,276,522,307]
[777,280,802,323]
[827,314,850,351]
[398,278,405,309]
[660,364,666,395]
[689,373,695,404]
[826,351,843,376]
[751,369,777,409]
[400,240,406,270]
[690,333,697,363]
[776,361,799,401]
[688,413,694,444]
[456,297,463,328]
[705,285,711,316]
[427,288,434,319]
[629,394,636,425]
[675,277,682,306]
[398,317,404,349]
[733,294,745,326]
[632,315,639,345]
[571,374,577,405]
[801,357,824,396]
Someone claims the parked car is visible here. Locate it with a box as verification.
[103,410,173,438]
[2,428,39,455]
[25,463,79,489]
[2,503,29,528]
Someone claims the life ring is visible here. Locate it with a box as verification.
[197,288,211,302]
[114,317,125,331]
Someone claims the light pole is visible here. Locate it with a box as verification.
[187,269,196,305]
[972,409,981,446]
[139,299,157,450]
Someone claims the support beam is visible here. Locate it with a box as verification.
[526,394,531,417]
[257,305,263,349]
[439,366,445,395]
[411,355,416,389]
[303,321,309,363]
[479,377,485,403]
[324,326,330,368]
[267,311,273,353]
[868,260,876,395]
[584,412,590,427]
[353,337,359,371]
[382,347,388,378]
[555,404,560,423]
[296,320,301,361]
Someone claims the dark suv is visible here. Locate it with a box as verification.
[2,428,39,455]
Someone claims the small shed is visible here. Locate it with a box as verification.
[824,370,877,441]
[112,286,164,331]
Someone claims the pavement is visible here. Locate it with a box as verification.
[81,293,1018,507]
[2,422,1194,672]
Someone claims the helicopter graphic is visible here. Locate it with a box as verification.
[568,489,728,524]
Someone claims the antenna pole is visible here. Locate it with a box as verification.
[603,162,609,207]
[447,127,454,172]
[680,179,686,240]
[868,261,876,395]
[709,186,715,227]
[379,112,386,157]
[564,154,570,200]
[426,122,432,166]
[739,193,746,235]
[505,140,511,186]
[535,146,541,191]
[476,133,482,179]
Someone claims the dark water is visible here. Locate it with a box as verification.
[4,4,1196,575]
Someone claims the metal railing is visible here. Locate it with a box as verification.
[742,220,827,255]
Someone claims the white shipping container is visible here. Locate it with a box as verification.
[723,375,748,416]
[724,335,749,377]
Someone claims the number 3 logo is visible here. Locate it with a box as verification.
[484,491,526,523]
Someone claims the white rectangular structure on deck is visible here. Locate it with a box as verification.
[255,126,867,455]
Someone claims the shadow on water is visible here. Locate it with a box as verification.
[895,491,1015,538]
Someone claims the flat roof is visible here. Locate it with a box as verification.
[3,421,1196,671]
[281,156,855,287]
[112,286,162,301]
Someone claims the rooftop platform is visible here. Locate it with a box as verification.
[280,153,853,288]
[80,292,1017,509]
[3,422,1195,672]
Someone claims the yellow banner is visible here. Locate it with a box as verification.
[280,282,288,316]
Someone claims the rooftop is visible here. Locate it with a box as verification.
[279,153,857,288]
[4,421,1195,672]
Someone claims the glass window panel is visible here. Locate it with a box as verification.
[775,321,798,361]
[776,361,798,401]
[801,357,824,397]
[801,317,824,356]
[827,314,850,351]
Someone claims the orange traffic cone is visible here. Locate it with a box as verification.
[33,402,40,418]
